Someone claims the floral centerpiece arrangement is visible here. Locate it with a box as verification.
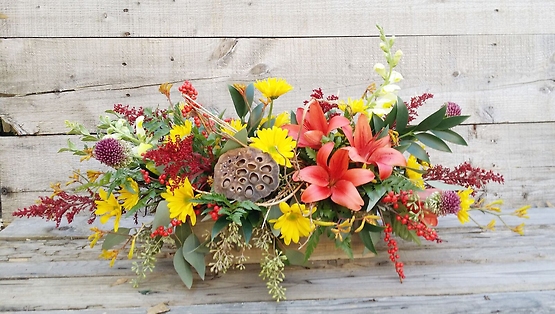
[14,27,529,301]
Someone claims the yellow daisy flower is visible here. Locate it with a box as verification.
[160,178,197,225]
[456,188,475,224]
[338,98,368,116]
[250,127,296,167]
[221,119,247,136]
[95,188,123,232]
[260,112,291,128]
[270,203,315,245]
[167,120,193,142]
[406,155,425,188]
[253,78,293,100]
[118,178,140,210]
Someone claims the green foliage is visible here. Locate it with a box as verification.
[303,226,322,262]
[174,246,194,289]
[284,249,307,267]
[358,223,382,255]
[228,85,249,119]
[101,228,130,250]
[182,233,207,280]
[220,128,248,154]
[333,233,353,260]
[151,201,170,230]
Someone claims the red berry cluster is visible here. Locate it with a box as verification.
[158,174,167,185]
[381,190,413,209]
[140,169,151,184]
[181,104,194,117]
[150,219,182,238]
[206,203,221,221]
[383,223,405,281]
[179,81,198,100]
[396,214,441,243]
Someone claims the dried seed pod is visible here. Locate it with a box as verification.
[213,147,279,202]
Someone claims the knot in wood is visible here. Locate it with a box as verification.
[213,147,279,202]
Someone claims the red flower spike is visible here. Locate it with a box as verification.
[343,114,407,180]
[282,100,350,150]
[294,142,375,211]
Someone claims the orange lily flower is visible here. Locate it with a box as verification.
[293,142,375,211]
[343,114,406,180]
[282,99,350,150]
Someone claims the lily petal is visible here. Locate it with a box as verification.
[316,142,334,170]
[295,166,329,186]
[301,184,332,203]
[342,168,375,187]
[330,180,365,211]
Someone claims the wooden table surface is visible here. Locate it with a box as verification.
[1,208,554,313]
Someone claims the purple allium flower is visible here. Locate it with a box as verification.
[440,190,461,215]
[93,138,128,168]
[445,102,462,117]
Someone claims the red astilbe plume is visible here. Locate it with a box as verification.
[405,93,434,123]
[12,188,97,228]
[113,104,145,124]
[423,161,505,193]
[143,136,213,190]
[304,88,339,114]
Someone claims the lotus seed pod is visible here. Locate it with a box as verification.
[213,147,279,202]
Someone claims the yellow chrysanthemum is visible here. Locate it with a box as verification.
[87,170,103,182]
[95,188,123,232]
[253,78,293,100]
[249,127,297,167]
[406,155,424,188]
[513,205,531,219]
[270,203,315,245]
[88,227,104,248]
[260,112,291,128]
[222,119,247,136]
[99,249,118,267]
[511,223,525,236]
[160,178,197,225]
[167,120,193,142]
[456,188,475,224]
[118,178,140,210]
[338,98,368,116]
[485,219,496,231]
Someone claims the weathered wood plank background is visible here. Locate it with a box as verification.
[1,207,554,312]
[1,1,555,221]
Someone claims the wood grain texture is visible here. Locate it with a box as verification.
[1,35,554,134]
[1,1,555,38]
[0,208,552,312]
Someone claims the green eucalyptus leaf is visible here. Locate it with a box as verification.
[383,102,398,126]
[415,105,447,131]
[173,223,192,248]
[285,249,307,266]
[431,129,468,146]
[173,247,194,288]
[228,85,248,119]
[152,201,171,230]
[371,114,385,133]
[182,234,206,280]
[395,96,409,133]
[406,142,430,163]
[358,224,379,255]
[211,215,230,239]
[435,115,470,130]
[415,133,452,152]
[247,103,265,136]
[241,217,253,243]
[245,83,255,112]
[101,228,130,250]
[220,128,248,154]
